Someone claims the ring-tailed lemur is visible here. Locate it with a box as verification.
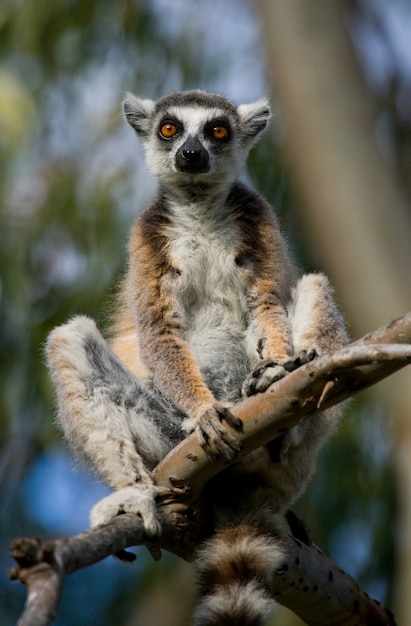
[46,89,347,625]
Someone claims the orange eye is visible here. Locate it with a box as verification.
[160,122,178,139]
[212,125,228,140]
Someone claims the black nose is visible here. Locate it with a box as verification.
[175,136,210,173]
[183,147,201,161]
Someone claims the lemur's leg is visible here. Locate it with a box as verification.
[258,274,348,468]
[290,272,347,358]
[244,273,348,464]
[243,273,347,396]
[193,523,283,626]
[46,316,181,537]
[281,272,348,451]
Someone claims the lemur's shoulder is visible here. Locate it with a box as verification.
[228,180,278,227]
[227,181,289,271]
[228,180,270,209]
[135,191,172,233]
[128,192,173,270]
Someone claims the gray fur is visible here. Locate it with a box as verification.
[46,90,348,626]
[123,89,271,201]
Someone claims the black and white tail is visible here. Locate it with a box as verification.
[193,524,283,626]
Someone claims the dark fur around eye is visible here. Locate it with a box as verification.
[158,117,183,140]
[204,118,231,143]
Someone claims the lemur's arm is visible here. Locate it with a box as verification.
[248,276,293,362]
[242,207,347,397]
[237,200,296,365]
[128,218,214,415]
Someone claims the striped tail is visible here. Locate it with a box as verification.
[193,524,284,626]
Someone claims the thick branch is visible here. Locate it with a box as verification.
[9,518,146,626]
[272,536,395,626]
[154,312,411,496]
[10,313,411,626]
[10,512,396,626]
[9,505,203,626]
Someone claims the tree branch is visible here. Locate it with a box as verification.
[9,314,410,625]
[9,507,203,626]
[272,535,395,626]
[153,312,411,497]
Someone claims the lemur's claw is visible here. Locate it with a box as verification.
[243,349,318,397]
[196,403,243,463]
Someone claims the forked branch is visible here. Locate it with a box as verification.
[10,313,411,626]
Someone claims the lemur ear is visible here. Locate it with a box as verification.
[237,98,271,141]
[123,93,156,136]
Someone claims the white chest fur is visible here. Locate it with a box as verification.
[164,204,251,369]
[167,208,245,309]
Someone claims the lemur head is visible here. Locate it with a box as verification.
[123,90,270,198]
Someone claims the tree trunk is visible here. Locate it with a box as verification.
[257,1,411,622]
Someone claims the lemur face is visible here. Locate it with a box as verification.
[123,90,270,195]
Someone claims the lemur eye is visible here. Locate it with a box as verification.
[212,125,229,140]
[160,122,178,139]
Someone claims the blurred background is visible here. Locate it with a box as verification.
[1,0,411,624]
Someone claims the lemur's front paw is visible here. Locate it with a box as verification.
[242,359,288,396]
[243,350,317,397]
[90,485,161,540]
[196,402,243,463]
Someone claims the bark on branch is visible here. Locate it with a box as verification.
[9,314,411,626]
[154,312,411,497]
